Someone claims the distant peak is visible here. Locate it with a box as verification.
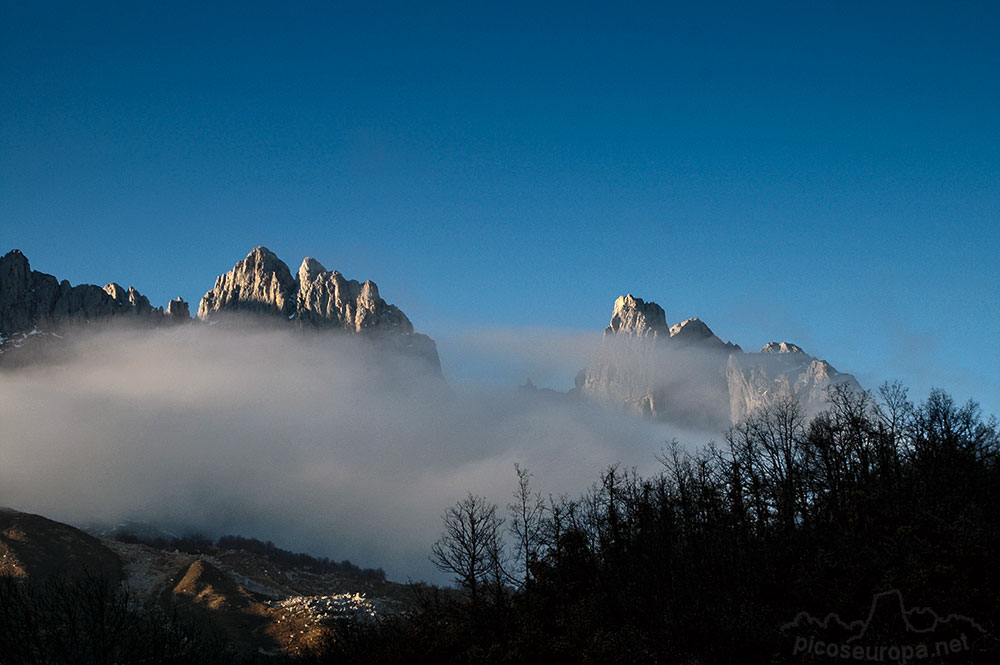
[760,341,805,354]
[2,249,30,271]
[298,257,327,281]
[669,317,713,339]
[606,294,669,337]
[197,248,296,319]
[244,246,288,270]
[166,297,190,320]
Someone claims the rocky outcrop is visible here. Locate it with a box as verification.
[197,247,297,320]
[1,249,43,336]
[669,317,742,351]
[166,297,191,321]
[605,295,669,338]
[760,341,804,354]
[577,294,860,429]
[103,283,155,316]
[295,257,414,333]
[2,507,407,659]
[1,247,438,371]
[0,249,161,339]
[577,296,736,430]
[198,248,440,370]
[726,344,861,424]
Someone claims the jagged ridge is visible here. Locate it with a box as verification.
[578,293,860,425]
[0,249,188,339]
[196,247,439,368]
[0,247,438,370]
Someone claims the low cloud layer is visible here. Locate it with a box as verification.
[0,325,711,583]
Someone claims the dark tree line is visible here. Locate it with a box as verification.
[115,532,386,581]
[0,574,245,665]
[320,384,1000,664]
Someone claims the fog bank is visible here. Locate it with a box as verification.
[0,325,717,582]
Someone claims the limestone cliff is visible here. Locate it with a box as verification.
[294,257,414,333]
[198,247,439,370]
[197,247,297,319]
[605,295,669,338]
[726,342,861,424]
[577,294,860,428]
[1,247,437,372]
[0,249,162,339]
[576,295,735,430]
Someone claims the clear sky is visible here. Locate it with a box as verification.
[2,1,998,416]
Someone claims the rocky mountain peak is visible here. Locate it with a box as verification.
[196,247,436,367]
[166,298,190,321]
[606,294,669,338]
[669,317,715,341]
[579,293,861,427]
[669,317,742,352]
[1,247,438,371]
[197,246,296,320]
[1,250,35,334]
[294,258,410,334]
[297,257,326,282]
[1,249,161,340]
[248,246,289,272]
[761,341,805,354]
[103,283,155,316]
[2,249,30,280]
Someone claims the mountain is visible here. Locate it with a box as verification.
[198,247,439,369]
[0,247,439,371]
[0,249,186,340]
[0,507,123,584]
[0,507,413,658]
[726,340,860,423]
[576,294,861,426]
[2,248,859,423]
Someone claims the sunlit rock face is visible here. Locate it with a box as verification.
[198,247,440,371]
[0,249,160,339]
[166,298,191,321]
[1,247,438,372]
[668,317,740,352]
[577,294,861,429]
[197,246,297,320]
[605,294,670,339]
[577,295,736,431]
[726,343,861,424]
[295,257,413,334]
[103,283,155,316]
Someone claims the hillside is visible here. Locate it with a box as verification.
[0,508,417,659]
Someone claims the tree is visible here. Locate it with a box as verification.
[507,464,546,588]
[430,493,506,605]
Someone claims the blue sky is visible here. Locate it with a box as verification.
[2,1,998,416]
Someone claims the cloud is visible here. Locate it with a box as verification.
[0,325,703,583]
[434,325,604,390]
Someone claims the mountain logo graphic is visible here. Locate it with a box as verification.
[781,590,988,663]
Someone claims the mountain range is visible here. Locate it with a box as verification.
[0,247,859,426]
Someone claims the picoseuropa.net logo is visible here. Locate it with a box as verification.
[782,590,987,663]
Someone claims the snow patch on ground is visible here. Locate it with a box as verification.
[267,593,381,623]
[102,538,191,602]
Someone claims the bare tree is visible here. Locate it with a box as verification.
[430,493,505,604]
[726,396,806,531]
[507,463,546,588]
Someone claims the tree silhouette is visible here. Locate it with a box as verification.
[430,493,506,606]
